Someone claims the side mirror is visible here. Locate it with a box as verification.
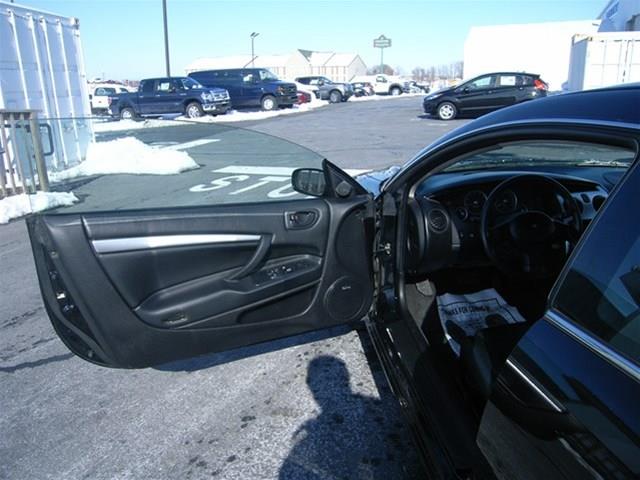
[462,87,470,93]
[291,168,326,197]
[88,94,93,99]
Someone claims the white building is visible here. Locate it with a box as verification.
[463,20,601,91]
[598,0,640,31]
[186,50,367,82]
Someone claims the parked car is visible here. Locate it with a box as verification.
[88,83,133,114]
[406,81,430,94]
[351,81,375,97]
[423,71,548,120]
[296,90,312,104]
[295,76,354,103]
[351,74,406,95]
[26,85,640,479]
[108,77,231,120]
[188,68,298,111]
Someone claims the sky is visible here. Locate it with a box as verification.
[15,0,605,80]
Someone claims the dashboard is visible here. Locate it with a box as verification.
[406,168,616,275]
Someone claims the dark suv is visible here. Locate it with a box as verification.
[423,72,548,120]
[188,68,298,111]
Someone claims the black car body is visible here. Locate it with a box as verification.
[108,77,231,120]
[26,85,640,479]
[188,68,298,111]
[423,72,548,120]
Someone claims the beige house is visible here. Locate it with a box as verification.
[185,50,367,82]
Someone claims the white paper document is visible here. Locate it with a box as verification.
[436,288,526,356]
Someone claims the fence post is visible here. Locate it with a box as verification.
[0,123,6,198]
[29,111,49,192]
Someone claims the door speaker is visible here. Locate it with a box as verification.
[324,276,364,321]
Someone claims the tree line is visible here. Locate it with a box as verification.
[366,61,464,82]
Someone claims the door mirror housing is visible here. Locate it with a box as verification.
[291,168,326,197]
[462,86,470,93]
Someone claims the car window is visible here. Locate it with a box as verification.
[466,75,495,90]
[553,161,640,364]
[119,87,129,93]
[180,77,201,90]
[140,81,154,93]
[497,75,517,87]
[259,69,278,81]
[376,76,387,83]
[156,81,173,92]
[32,119,324,215]
[94,87,116,96]
[444,140,636,172]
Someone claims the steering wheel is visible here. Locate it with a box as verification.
[481,175,582,278]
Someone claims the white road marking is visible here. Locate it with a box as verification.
[189,164,372,198]
[213,165,370,176]
[163,139,221,150]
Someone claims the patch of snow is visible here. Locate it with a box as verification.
[349,93,425,102]
[50,137,199,182]
[0,191,78,224]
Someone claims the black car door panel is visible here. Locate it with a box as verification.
[27,197,373,369]
[478,159,640,479]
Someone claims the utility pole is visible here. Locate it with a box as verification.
[162,0,171,76]
[250,32,259,67]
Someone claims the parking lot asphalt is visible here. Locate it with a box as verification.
[0,97,467,479]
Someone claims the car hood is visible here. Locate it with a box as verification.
[424,86,455,98]
[354,165,402,195]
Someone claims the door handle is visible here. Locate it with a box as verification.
[227,235,271,281]
[285,211,318,229]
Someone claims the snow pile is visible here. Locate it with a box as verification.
[50,137,199,181]
[0,191,78,224]
[349,92,425,102]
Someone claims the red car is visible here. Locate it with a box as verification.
[296,90,312,104]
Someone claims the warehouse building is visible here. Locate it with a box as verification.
[463,0,639,92]
[598,0,640,31]
[463,20,601,91]
[185,50,367,83]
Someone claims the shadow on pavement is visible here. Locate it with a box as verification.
[278,354,423,480]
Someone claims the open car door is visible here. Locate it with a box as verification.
[26,160,374,368]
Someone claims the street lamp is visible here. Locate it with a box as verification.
[250,32,259,67]
[162,0,171,76]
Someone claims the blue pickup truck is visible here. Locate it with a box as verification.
[108,77,231,120]
[188,68,298,111]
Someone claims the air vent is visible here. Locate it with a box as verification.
[428,208,449,232]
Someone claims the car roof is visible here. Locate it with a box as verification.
[471,72,540,76]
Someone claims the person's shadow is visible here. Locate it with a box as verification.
[279,354,421,480]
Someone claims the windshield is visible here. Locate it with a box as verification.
[259,69,279,81]
[180,77,202,90]
[445,141,636,172]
